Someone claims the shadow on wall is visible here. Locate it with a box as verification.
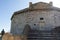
[52,26,60,33]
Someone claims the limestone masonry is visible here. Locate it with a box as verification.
[10,2,60,40]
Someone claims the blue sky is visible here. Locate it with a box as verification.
[0,0,60,33]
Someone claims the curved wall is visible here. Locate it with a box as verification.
[11,10,60,35]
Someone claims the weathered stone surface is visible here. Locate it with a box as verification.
[2,33,27,40]
[11,2,60,36]
[14,35,22,40]
[26,29,60,40]
[11,10,60,35]
[2,33,14,40]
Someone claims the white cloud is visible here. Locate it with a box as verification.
[29,0,60,8]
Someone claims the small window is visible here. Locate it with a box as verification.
[40,18,44,20]
[34,24,36,26]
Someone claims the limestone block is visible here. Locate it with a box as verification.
[2,33,27,40]
[2,33,14,40]
[14,35,21,40]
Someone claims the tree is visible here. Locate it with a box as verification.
[1,29,5,37]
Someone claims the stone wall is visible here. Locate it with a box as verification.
[11,9,60,35]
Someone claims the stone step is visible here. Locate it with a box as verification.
[28,37,56,38]
[27,38,57,40]
[27,30,60,40]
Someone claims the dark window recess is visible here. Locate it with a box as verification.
[40,18,44,20]
[34,24,36,26]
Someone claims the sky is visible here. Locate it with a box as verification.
[0,0,60,33]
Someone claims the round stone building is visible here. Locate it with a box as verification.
[11,2,60,36]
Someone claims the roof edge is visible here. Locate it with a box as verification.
[11,8,60,20]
